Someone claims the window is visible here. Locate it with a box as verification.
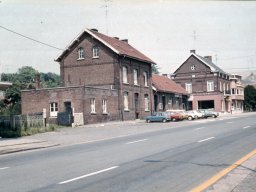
[90,98,96,113]
[123,66,128,83]
[143,72,148,86]
[191,65,196,70]
[223,83,226,91]
[93,46,99,58]
[219,82,222,92]
[227,83,229,91]
[185,83,192,93]
[207,81,214,92]
[50,102,58,117]
[232,88,235,95]
[78,47,85,59]
[133,69,138,85]
[102,99,107,113]
[124,92,129,110]
[144,94,149,111]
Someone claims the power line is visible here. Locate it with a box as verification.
[0,25,64,51]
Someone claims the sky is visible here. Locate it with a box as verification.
[0,0,256,76]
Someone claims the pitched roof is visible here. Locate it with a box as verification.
[173,53,229,75]
[152,74,188,95]
[55,29,155,64]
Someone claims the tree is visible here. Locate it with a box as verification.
[152,64,160,74]
[244,85,256,111]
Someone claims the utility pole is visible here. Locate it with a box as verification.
[101,0,111,35]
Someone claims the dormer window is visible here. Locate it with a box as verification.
[78,47,85,59]
[93,46,99,58]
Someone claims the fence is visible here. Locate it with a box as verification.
[0,115,46,138]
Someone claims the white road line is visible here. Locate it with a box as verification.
[195,127,205,130]
[227,121,233,123]
[58,166,119,184]
[126,139,148,145]
[0,167,10,170]
[198,137,215,143]
[243,126,251,129]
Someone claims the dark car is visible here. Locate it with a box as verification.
[145,112,170,123]
[199,109,219,118]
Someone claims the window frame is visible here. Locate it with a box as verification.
[123,66,128,84]
[144,94,149,111]
[102,99,107,114]
[133,69,138,85]
[92,46,99,58]
[143,72,148,87]
[185,82,192,93]
[78,47,85,59]
[90,98,96,114]
[207,81,214,92]
[123,92,129,111]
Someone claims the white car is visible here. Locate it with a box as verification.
[186,110,204,120]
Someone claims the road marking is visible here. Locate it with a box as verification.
[243,126,251,129]
[190,148,256,192]
[195,127,205,131]
[227,121,233,123]
[0,167,10,170]
[197,137,215,143]
[126,139,148,144]
[58,166,119,184]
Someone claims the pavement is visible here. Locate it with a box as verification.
[0,112,255,192]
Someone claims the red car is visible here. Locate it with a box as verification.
[165,111,183,121]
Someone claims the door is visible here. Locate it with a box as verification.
[134,93,139,119]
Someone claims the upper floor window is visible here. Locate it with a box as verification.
[78,47,85,59]
[143,72,148,86]
[185,82,192,93]
[219,81,222,92]
[124,92,129,110]
[50,102,58,117]
[207,81,214,92]
[92,46,99,58]
[223,83,226,91]
[102,99,107,113]
[90,98,96,113]
[133,69,138,85]
[123,66,128,83]
[144,94,149,111]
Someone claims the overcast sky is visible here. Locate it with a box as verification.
[0,0,256,75]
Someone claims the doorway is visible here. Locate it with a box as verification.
[134,93,139,119]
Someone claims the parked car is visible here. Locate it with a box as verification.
[145,112,170,123]
[166,111,184,121]
[186,110,204,120]
[198,109,219,118]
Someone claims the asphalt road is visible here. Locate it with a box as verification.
[0,114,256,192]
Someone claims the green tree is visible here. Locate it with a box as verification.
[244,85,256,111]
[152,64,160,74]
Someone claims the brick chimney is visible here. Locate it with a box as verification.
[91,28,98,32]
[190,50,196,54]
[35,74,41,89]
[121,39,128,43]
[204,56,212,62]
[113,37,119,40]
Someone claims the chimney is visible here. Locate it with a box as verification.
[190,50,196,54]
[162,74,168,77]
[91,28,98,32]
[113,37,119,40]
[204,56,212,62]
[121,39,128,43]
[35,74,41,89]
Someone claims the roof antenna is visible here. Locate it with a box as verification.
[191,30,198,50]
[101,0,111,35]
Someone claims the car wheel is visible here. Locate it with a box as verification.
[212,115,217,118]
[194,115,198,119]
[162,118,167,123]
[146,119,151,123]
[188,116,193,121]
[172,118,176,122]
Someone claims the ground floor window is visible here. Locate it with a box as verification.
[198,100,214,109]
[144,94,149,111]
[124,92,129,111]
[50,102,58,117]
[102,99,107,113]
[90,98,96,113]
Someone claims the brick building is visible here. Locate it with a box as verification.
[152,74,188,111]
[21,28,155,124]
[171,50,244,113]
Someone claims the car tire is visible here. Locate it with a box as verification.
[194,115,198,119]
[188,116,193,121]
[213,115,217,118]
[147,119,151,123]
[172,118,176,122]
[162,118,167,123]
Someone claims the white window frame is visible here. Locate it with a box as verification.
[90,98,96,113]
[92,46,99,58]
[133,69,138,85]
[219,81,222,92]
[50,102,58,117]
[143,72,148,87]
[144,94,149,111]
[78,47,85,59]
[207,81,214,92]
[123,66,128,84]
[102,99,107,113]
[185,82,192,93]
[124,92,129,111]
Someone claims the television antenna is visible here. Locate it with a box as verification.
[101,0,112,34]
